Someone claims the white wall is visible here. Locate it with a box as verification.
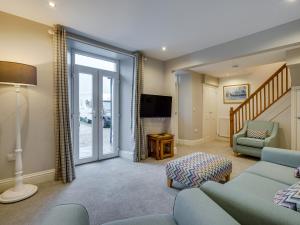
[0,12,54,179]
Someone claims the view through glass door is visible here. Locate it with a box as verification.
[72,51,119,165]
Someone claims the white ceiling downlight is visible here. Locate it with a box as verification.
[48,1,55,8]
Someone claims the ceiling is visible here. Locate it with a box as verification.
[1,0,300,61]
[190,46,300,77]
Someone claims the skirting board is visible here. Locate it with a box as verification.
[0,169,55,193]
[177,138,205,146]
[216,136,230,142]
[119,150,134,161]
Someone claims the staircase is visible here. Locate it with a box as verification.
[229,64,291,146]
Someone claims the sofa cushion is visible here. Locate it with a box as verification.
[246,161,300,185]
[201,181,300,225]
[273,182,300,212]
[102,214,177,225]
[42,204,89,225]
[225,172,288,201]
[174,189,239,225]
[237,137,264,148]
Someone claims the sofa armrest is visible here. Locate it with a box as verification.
[262,147,300,168]
[233,121,248,150]
[42,204,89,225]
[201,181,300,225]
[173,188,239,225]
[264,123,279,147]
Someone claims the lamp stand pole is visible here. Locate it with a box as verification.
[0,85,38,203]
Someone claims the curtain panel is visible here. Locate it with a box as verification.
[53,25,76,183]
[132,52,146,162]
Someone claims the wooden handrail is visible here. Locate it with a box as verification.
[232,64,287,113]
[230,64,290,147]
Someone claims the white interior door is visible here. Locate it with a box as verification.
[203,84,218,141]
[72,51,119,165]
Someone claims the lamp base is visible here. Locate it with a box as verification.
[0,184,38,203]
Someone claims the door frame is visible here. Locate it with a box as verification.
[291,86,300,150]
[202,84,218,142]
[71,49,120,165]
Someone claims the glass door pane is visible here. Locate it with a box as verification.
[79,73,94,159]
[102,76,113,155]
[74,66,99,165]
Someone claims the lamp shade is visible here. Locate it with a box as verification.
[0,61,37,86]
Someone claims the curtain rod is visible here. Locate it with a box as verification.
[66,31,136,58]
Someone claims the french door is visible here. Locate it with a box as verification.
[72,57,119,165]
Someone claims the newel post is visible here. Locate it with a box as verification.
[230,107,234,147]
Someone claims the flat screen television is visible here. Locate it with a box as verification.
[140,94,172,118]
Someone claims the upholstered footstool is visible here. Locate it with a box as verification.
[166,152,232,188]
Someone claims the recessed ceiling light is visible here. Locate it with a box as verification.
[286,0,296,2]
[49,1,56,8]
[162,46,167,51]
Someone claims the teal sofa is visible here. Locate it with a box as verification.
[233,120,279,158]
[201,147,300,225]
[42,188,240,225]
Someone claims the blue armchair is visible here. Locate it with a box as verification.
[233,120,279,158]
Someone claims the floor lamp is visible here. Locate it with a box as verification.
[0,61,38,203]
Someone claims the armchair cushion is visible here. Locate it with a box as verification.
[247,120,274,134]
[237,137,264,148]
[247,129,268,139]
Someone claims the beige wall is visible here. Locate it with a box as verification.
[142,58,170,155]
[178,70,203,140]
[143,58,166,95]
[165,19,300,144]
[217,62,284,119]
[217,62,291,148]
[287,48,300,86]
[0,12,54,179]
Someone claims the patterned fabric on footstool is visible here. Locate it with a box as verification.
[166,152,232,187]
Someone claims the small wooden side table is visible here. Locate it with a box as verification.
[147,133,174,160]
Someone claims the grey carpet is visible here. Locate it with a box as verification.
[0,158,179,225]
[0,140,257,225]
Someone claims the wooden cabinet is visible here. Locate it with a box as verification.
[147,133,174,160]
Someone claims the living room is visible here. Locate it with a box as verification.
[0,1,300,225]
